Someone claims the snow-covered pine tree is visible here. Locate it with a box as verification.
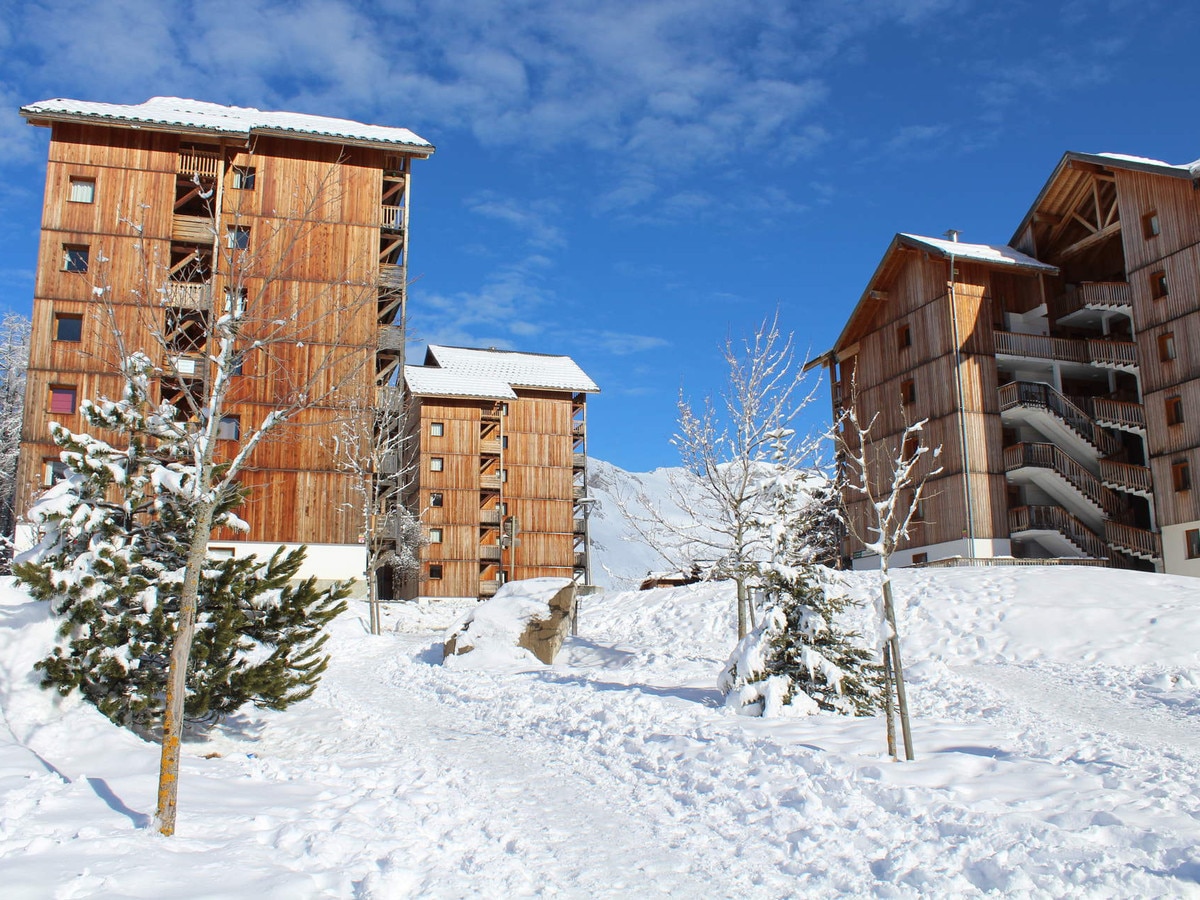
[14,355,349,736]
[719,565,881,717]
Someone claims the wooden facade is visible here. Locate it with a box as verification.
[826,151,1200,576]
[402,346,598,600]
[18,98,432,579]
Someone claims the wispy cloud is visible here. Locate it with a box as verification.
[466,192,565,249]
[591,331,671,355]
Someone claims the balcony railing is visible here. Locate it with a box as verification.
[479,439,501,456]
[178,150,220,179]
[1085,397,1145,431]
[994,330,1138,370]
[1003,442,1122,517]
[572,452,586,469]
[381,204,404,231]
[574,552,587,568]
[1009,505,1109,560]
[479,545,502,562]
[479,579,500,597]
[379,263,406,291]
[480,473,501,490]
[164,282,208,309]
[1099,459,1153,495]
[1103,521,1161,560]
[377,324,404,352]
[172,214,215,244]
[1052,281,1132,320]
[479,508,502,526]
[997,381,1121,456]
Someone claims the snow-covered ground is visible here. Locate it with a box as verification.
[2,564,1199,897]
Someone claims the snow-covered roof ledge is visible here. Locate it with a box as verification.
[21,97,434,155]
[898,233,1059,274]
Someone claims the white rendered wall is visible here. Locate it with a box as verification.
[207,542,367,586]
[1160,522,1200,578]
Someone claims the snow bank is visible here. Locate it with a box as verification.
[442,577,573,668]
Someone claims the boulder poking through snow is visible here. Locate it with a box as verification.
[443,578,576,666]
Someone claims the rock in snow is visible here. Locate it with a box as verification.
[442,577,576,666]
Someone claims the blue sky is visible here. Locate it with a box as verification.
[1,0,1197,471]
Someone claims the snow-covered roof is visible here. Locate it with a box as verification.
[403,365,518,401]
[405,345,598,401]
[21,97,433,154]
[425,345,600,393]
[899,233,1058,273]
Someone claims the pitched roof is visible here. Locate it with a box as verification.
[405,345,599,400]
[20,96,433,154]
[898,233,1058,273]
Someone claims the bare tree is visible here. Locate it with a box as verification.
[60,162,383,834]
[616,314,822,639]
[334,387,424,635]
[0,313,31,551]
[836,380,942,761]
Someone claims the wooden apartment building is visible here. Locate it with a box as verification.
[17,96,433,582]
[820,151,1200,577]
[403,345,599,599]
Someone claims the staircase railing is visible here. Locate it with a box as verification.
[1009,505,1109,560]
[1003,442,1125,517]
[998,381,1122,456]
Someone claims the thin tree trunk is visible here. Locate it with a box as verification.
[154,498,217,835]
[882,643,897,759]
[881,577,914,761]
[735,577,748,639]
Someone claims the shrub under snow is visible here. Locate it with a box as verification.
[719,566,881,717]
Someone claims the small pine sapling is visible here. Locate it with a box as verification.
[720,566,881,717]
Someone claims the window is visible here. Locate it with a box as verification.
[62,244,89,273]
[901,379,916,405]
[430,457,444,472]
[49,386,77,414]
[498,501,507,515]
[1166,396,1184,426]
[1172,460,1191,492]
[500,403,509,416]
[897,324,912,350]
[1159,332,1177,362]
[231,166,256,190]
[43,459,68,486]
[68,177,95,204]
[226,226,250,250]
[1151,271,1169,299]
[54,313,83,342]
[1142,210,1161,239]
[224,286,248,314]
[912,552,928,565]
[912,499,926,522]
[501,468,508,483]
[901,434,919,462]
[430,492,444,507]
[1187,528,1200,560]
[217,416,240,440]
[502,436,509,449]
[429,527,443,544]
[429,564,443,580]
[430,422,444,437]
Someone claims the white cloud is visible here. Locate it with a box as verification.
[466,193,566,249]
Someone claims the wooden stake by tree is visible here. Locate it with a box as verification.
[836,379,942,761]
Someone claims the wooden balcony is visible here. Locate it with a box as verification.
[479,545,502,562]
[1099,459,1153,496]
[1103,520,1161,561]
[574,552,587,568]
[178,149,220,179]
[1051,281,1132,320]
[480,473,501,490]
[376,385,403,411]
[377,324,404,352]
[1086,397,1146,432]
[173,214,215,244]
[480,508,502,526]
[480,439,501,456]
[479,579,500,597]
[381,204,404,232]
[379,263,406,291]
[164,282,208,309]
[994,330,1138,370]
[572,452,586,469]
[573,518,586,534]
